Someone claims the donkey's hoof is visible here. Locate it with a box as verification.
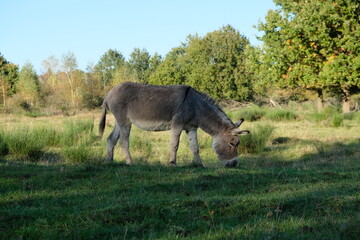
[223,159,238,168]
[169,161,177,166]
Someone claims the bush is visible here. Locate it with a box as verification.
[238,124,275,154]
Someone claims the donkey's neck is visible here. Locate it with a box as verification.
[197,101,234,136]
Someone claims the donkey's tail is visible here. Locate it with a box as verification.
[99,102,108,138]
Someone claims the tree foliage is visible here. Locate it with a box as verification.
[16,62,40,107]
[258,0,360,111]
[149,25,251,100]
[0,53,18,106]
[94,49,125,88]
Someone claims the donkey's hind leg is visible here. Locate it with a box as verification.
[106,123,120,162]
[119,121,133,165]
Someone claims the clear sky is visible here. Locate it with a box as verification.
[1,0,276,73]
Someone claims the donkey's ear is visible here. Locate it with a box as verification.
[234,118,245,128]
[232,129,250,136]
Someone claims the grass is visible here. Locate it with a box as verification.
[0,108,360,239]
[238,124,275,154]
[228,105,297,122]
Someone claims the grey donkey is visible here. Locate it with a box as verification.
[99,82,249,167]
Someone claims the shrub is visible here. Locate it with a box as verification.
[238,124,275,154]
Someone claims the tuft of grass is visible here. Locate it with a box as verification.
[265,108,297,121]
[1,127,48,161]
[0,132,9,157]
[130,134,153,157]
[228,105,267,122]
[238,124,275,154]
[61,144,101,164]
[331,113,344,127]
[59,119,95,147]
[305,106,340,124]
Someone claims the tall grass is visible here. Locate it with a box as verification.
[239,124,275,154]
[1,127,48,161]
[305,106,345,127]
[59,119,95,147]
[265,108,297,121]
[0,118,97,162]
[229,105,297,122]
[0,132,9,156]
[228,105,266,122]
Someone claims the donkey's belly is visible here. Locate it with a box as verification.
[131,119,172,131]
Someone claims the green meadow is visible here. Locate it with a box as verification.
[1,105,360,239]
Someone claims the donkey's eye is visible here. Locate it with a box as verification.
[229,142,235,148]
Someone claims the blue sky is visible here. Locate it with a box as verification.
[1,0,276,73]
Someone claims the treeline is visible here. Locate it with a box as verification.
[1,0,359,114]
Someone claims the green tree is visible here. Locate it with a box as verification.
[148,47,187,86]
[81,63,103,109]
[184,25,250,100]
[94,49,125,89]
[258,0,360,112]
[16,62,40,107]
[150,25,251,100]
[0,53,18,106]
[127,48,151,83]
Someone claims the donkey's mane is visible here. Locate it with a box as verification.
[191,88,234,127]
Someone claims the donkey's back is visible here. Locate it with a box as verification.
[100,82,192,132]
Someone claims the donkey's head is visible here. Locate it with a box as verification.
[212,118,249,167]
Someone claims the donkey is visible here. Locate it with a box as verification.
[99,82,249,167]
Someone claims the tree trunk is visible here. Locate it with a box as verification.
[342,88,350,113]
[316,89,324,112]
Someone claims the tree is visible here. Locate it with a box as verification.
[186,25,250,100]
[0,53,18,106]
[148,47,187,85]
[81,63,103,109]
[61,52,81,107]
[127,48,151,83]
[94,49,125,89]
[16,62,40,107]
[258,0,360,112]
[150,25,251,100]
[41,55,59,91]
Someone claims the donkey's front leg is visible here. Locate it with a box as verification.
[186,129,203,167]
[169,128,182,165]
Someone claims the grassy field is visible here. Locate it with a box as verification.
[1,105,360,239]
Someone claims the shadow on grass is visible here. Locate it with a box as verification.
[1,139,360,239]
